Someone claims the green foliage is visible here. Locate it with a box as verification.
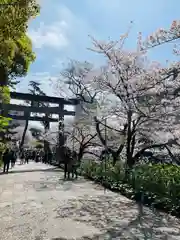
[0,86,10,103]
[27,80,51,130]
[0,1,40,154]
[0,86,11,132]
[35,143,44,149]
[28,81,46,96]
[0,116,10,131]
[7,34,36,78]
[80,160,180,216]
[130,165,180,211]
[0,0,40,40]
[0,1,39,132]
[0,0,39,86]
[0,28,36,86]
[36,144,43,149]
[0,141,6,153]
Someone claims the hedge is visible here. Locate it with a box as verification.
[79,160,180,217]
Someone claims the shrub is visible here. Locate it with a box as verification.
[80,159,180,216]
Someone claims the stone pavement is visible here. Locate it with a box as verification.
[0,162,180,240]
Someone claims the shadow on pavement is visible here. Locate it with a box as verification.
[55,195,180,239]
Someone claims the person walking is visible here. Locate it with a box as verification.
[25,151,29,164]
[3,148,11,174]
[10,150,16,168]
[20,150,25,164]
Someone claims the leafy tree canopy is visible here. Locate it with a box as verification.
[0,0,40,86]
[0,0,39,40]
[0,86,10,103]
[0,0,40,136]
[0,86,11,136]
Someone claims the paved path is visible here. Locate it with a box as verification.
[0,162,180,240]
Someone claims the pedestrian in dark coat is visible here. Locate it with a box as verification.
[3,149,11,173]
[10,150,16,168]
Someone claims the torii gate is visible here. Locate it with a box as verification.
[0,92,79,156]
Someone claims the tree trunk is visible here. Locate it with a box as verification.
[94,116,126,165]
[132,143,167,163]
[77,146,84,162]
[126,111,134,168]
[0,65,8,87]
[111,152,120,166]
[19,117,29,152]
[165,145,177,164]
[19,100,34,152]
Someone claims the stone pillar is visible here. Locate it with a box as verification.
[58,104,64,147]
[44,114,50,163]
[44,114,50,132]
[56,104,64,165]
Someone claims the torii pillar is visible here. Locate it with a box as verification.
[44,113,51,163]
[58,103,65,147]
[56,103,65,165]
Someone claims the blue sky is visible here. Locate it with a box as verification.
[15,0,180,96]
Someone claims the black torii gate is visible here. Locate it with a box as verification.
[0,92,79,160]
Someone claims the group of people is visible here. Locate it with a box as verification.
[1,148,53,174]
[2,148,17,173]
[1,146,80,179]
[60,146,80,179]
[19,149,54,164]
[19,149,38,165]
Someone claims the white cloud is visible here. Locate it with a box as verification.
[28,20,69,49]
[28,3,97,53]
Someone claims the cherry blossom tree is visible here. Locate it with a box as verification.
[139,20,180,54]
[93,116,127,165]
[53,20,180,168]
[65,113,101,162]
[60,34,180,167]
[89,35,180,167]
[55,61,128,165]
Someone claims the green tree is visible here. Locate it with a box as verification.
[0,0,39,40]
[0,34,36,86]
[0,0,39,138]
[28,80,51,131]
[19,81,48,150]
[35,143,44,149]
[0,0,40,86]
[0,86,11,136]
[0,86,10,159]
